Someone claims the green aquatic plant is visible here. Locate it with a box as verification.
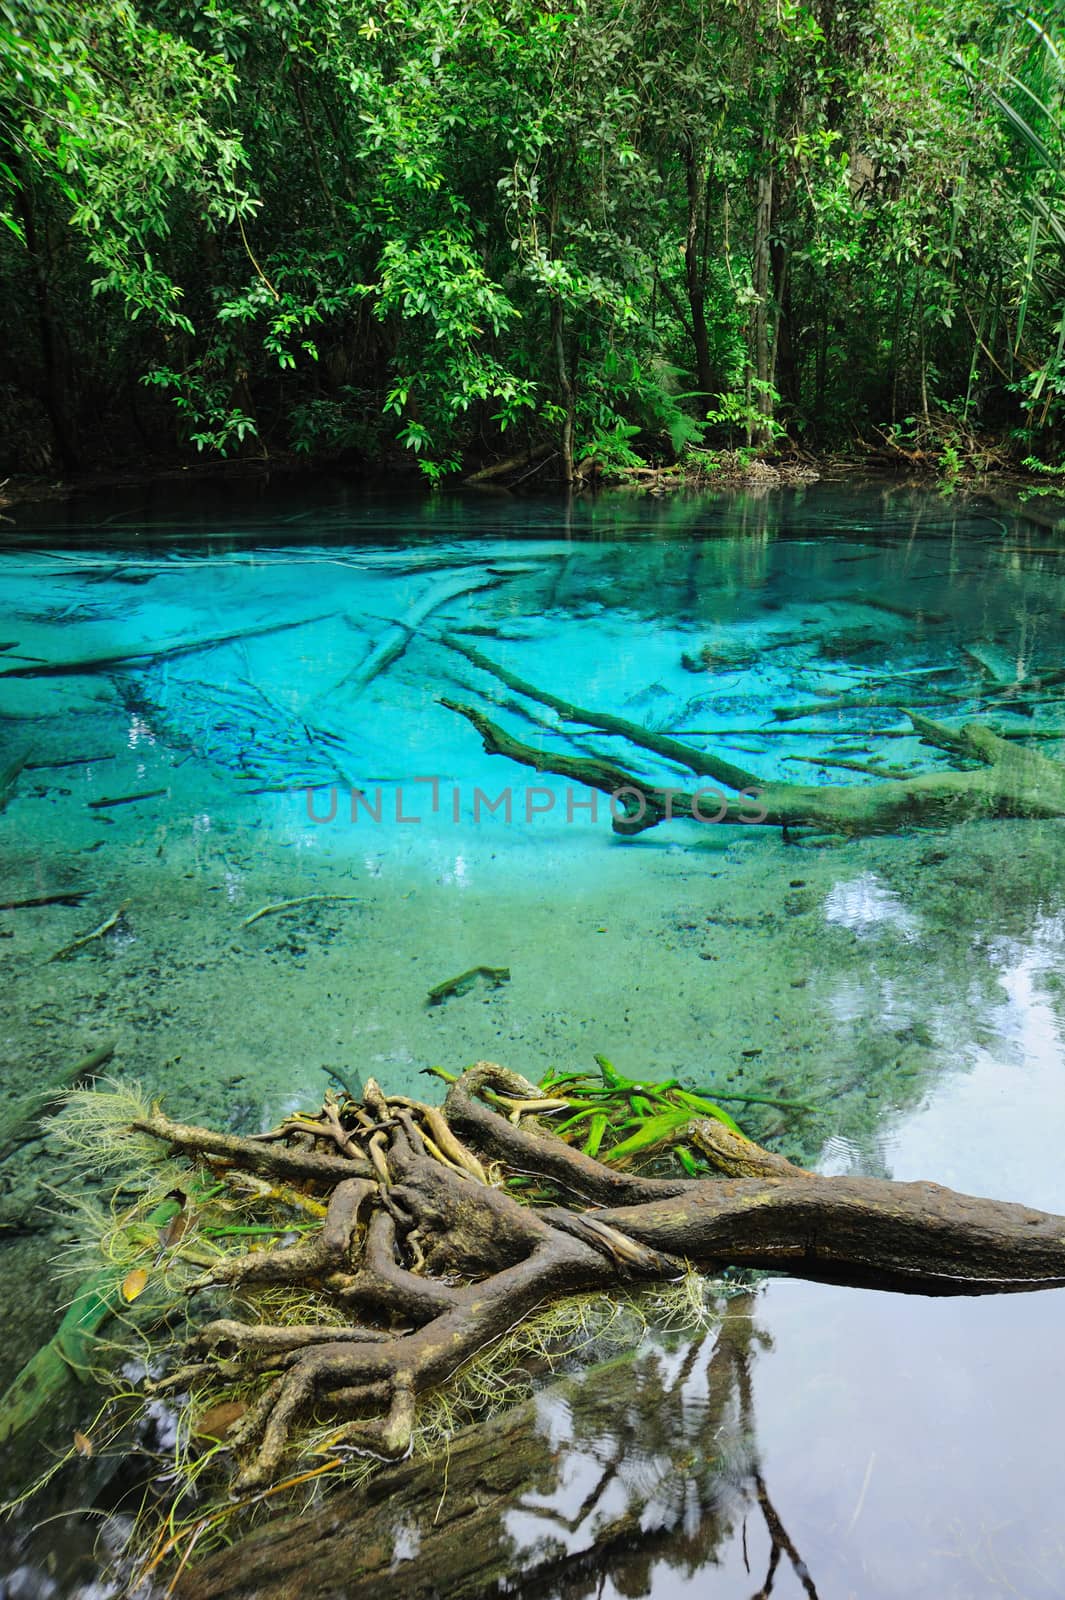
[432,1051,810,1178]
[537,1054,744,1176]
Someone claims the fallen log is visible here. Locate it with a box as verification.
[0,614,334,681]
[84,1068,1065,1477]
[15,1058,1065,1592]
[462,443,552,484]
[437,635,763,794]
[771,689,957,722]
[323,573,512,700]
[442,693,1065,836]
[173,1308,766,1600]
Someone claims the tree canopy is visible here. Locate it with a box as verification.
[2,0,1064,481]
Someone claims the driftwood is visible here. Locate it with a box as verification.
[426,965,510,1005]
[436,638,1065,836]
[0,890,86,911]
[0,615,333,681]
[26,754,115,771]
[324,572,514,700]
[241,894,362,929]
[462,443,553,485]
[48,903,127,963]
[91,1059,1065,1517]
[770,689,954,722]
[86,786,169,810]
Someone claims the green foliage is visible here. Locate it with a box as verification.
[536,1053,745,1176]
[705,382,788,447]
[4,0,1065,472]
[576,422,645,472]
[0,0,254,324]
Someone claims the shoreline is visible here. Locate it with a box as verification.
[4,448,1065,524]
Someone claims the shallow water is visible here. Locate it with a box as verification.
[1,477,1064,1596]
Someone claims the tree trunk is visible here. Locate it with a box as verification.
[750,100,776,447]
[90,1064,1065,1503]
[552,297,575,485]
[29,1061,1065,1592]
[684,140,714,398]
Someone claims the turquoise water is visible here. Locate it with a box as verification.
[1,478,1065,1596]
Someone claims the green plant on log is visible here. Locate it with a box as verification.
[6,1061,1065,1588]
[433,1052,764,1178]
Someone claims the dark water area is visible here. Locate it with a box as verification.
[0,477,1064,1597]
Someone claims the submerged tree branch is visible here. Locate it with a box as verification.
[441,684,1065,837]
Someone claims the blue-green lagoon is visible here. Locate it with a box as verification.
[1,479,1065,1597]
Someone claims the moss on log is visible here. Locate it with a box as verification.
[442,689,1065,836]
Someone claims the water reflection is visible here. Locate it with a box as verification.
[509,1281,1065,1600]
[173,1293,829,1600]
[823,873,920,943]
[499,1301,824,1600]
[170,1275,1065,1600]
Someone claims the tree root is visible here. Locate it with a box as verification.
[86,1061,1065,1500]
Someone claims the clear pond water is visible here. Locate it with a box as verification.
[1,477,1064,1597]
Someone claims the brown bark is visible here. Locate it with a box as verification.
[175,1389,565,1600]
[463,443,552,485]
[174,1305,772,1600]
[113,1060,1065,1511]
[35,1057,1057,1593]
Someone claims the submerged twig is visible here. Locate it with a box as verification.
[426,966,511,1006]
[0,890,87,911]
[242,894,362,929]
[0,615,335,681]
[87,787,169,810]
[48,904,127,963]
